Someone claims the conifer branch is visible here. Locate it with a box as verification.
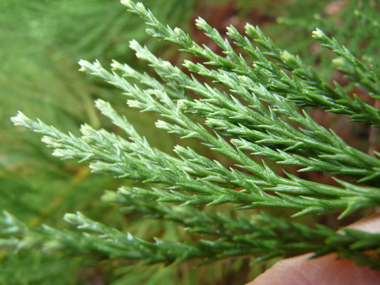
[119,1,380,181]
[312,28,380,99]
[98,46,380,184]
[7,0,380,274]
[238,24,380,126]
[2,209,380,268]
[11,105,380,218]
[122,0,380,127]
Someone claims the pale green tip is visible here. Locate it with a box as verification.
[63,213,78,224]
[312,28,324,39]
[120,0,131,7]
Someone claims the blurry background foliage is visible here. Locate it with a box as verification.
[0,0,379,284]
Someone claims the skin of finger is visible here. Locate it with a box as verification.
[247,213,380,285]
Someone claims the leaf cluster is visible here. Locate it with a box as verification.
[5,0,380,278]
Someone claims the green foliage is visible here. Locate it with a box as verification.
[3,0,380,283]
[1,0,195,283]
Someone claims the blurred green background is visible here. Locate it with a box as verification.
[1,0,379,284]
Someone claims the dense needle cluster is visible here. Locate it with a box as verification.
[5,0,380,272]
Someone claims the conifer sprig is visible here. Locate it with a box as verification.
[120,1,380,182]
[1,209,380,268]
[107,190,380,268]
[122,0,380,127]
[77,56,380,217]
[242,25,380,126]
[312,28,380,99]
[11,10,380,215]
[10,87,380,218]
[91,45,380,184]
[8,0,380,273]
